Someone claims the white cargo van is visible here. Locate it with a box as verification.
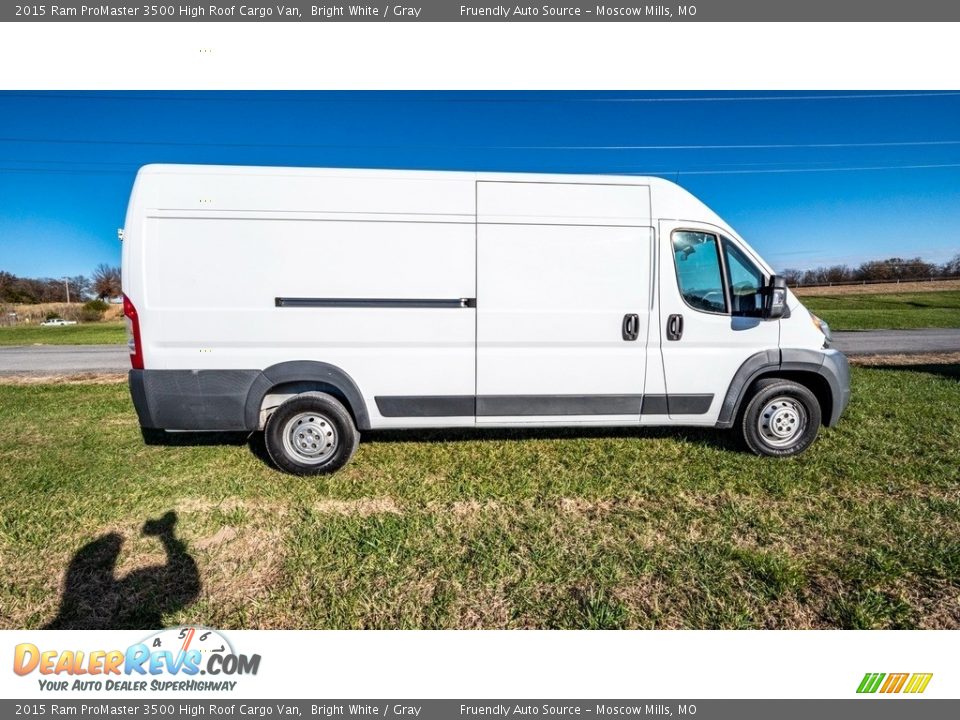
[121,165,849,475]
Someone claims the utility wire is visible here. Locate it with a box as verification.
[1,156,948,171]
[3,162,960,177]
[2,136,960,151]
[3,91,960,104]
[512,140,960,150]
[667,162,960,175]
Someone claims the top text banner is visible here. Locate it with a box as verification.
[5,0,960,22]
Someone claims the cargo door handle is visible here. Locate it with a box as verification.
[666,314,684,341]
[622,313,640,341]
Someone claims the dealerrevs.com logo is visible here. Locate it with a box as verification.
[14,627,260,692]
[857,673,933,694]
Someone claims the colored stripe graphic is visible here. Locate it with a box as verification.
[880,673,909,693]
[857,673,885,693]
[904,673,934,694]
[857,672,933,694]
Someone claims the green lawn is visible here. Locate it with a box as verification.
[802,290,960,331]
[0,321,126,346]
[1,364,958,630]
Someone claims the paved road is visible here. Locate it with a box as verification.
[0,329,958,374]
[831,328,960,356]
[0,345,129,374]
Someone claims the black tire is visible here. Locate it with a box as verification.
[263,392,359,475]
[737,378,821,457]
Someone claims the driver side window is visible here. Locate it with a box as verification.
[671,230,727,314]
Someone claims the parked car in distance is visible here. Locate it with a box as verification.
[40,318,78,326]
[121,165,850,475]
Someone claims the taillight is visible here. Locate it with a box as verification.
[123,294,144,370]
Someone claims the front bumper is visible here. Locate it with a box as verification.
[820,349,851,426]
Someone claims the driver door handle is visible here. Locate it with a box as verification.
[666,314,684,341]
[622,313,640,341]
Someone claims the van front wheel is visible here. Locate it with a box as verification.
[738,378,821,457]
[264,392,359,475]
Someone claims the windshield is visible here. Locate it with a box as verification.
[723,238,766,317]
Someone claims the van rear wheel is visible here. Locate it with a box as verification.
[264,392,359,475]
[738,378,821,457]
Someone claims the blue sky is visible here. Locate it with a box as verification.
[1,90,959,278]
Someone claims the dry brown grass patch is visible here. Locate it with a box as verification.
[313,497,402,516]
[195,523,286,623]
[850,352,960,366]
[759,594,825,629]
[453,584,513,629]
[613,576,685,628]
[0,372,126,385]
[193,526,238,550]
[904,579,960,629]
[793,279,960,296]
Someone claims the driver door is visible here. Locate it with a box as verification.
[657,220,779,422]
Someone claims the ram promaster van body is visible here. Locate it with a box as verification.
[122,165,850,475]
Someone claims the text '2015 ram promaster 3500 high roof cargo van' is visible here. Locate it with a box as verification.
[121,165,849,475]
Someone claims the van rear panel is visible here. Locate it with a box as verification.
[124,168,481,429]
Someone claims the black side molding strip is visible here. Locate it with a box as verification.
[376,395,476,418]
[276,297,476,309]
[662,394,714,415]
[374,393,714,418]
[639,395,668,415]
[477,394,643,416]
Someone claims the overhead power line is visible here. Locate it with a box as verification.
[596,92,960,103]
[1,136,960,151]
[3,162,960,177]
[3,91,960,104]
[0,156,949,171]
[671,162,960,175]
[515,140,960,150]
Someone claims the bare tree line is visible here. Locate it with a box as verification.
[782,253,960,287]
[0,264,121,304]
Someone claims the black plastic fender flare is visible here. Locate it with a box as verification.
[716,348,850,428]
[243,360,371,431]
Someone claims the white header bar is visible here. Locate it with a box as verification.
[0,23,957,89]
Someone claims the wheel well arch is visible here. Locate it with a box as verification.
[243,361,370,431]
[257,381,354,429]
[717,349,841,428]
[745,370,833,426]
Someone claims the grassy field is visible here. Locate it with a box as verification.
[1,363,958,630]
[0,321,125,346]
[802,290,960,331]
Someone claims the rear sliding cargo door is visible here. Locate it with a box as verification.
[476,181,653,423]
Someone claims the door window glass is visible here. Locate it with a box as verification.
[671,231,727,314]
[723,239,766,316]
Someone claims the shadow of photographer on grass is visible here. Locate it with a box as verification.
[45,510,200,630]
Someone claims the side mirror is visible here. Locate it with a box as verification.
[762,275,788,320]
